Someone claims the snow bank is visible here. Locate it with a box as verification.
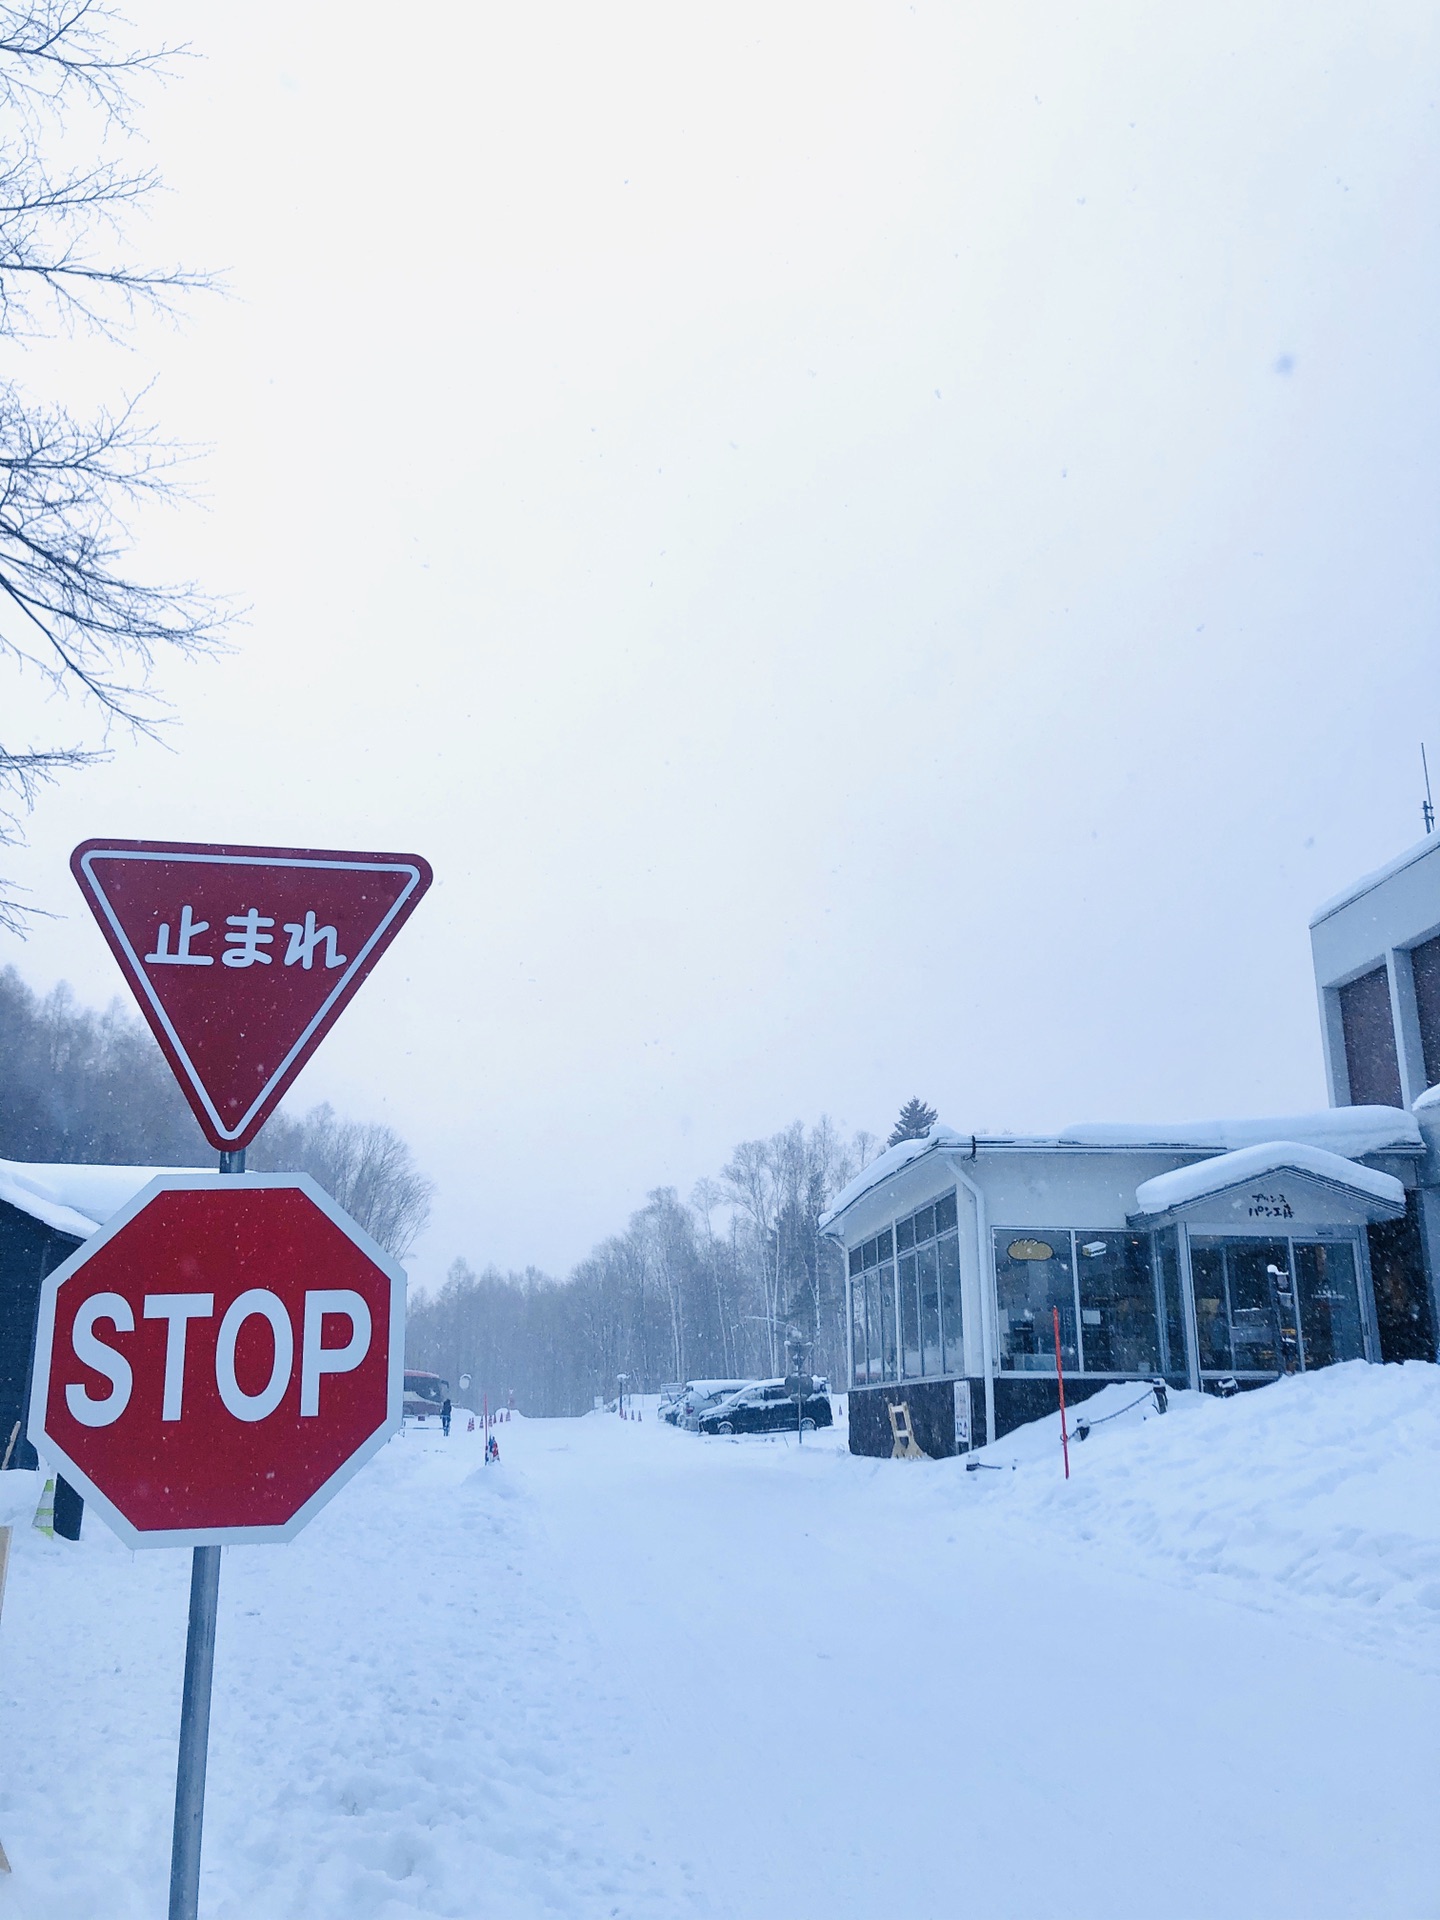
[2,1368,1438,1918]
[964,1362,1440,1659]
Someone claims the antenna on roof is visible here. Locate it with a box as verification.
[1423,743,1435,836]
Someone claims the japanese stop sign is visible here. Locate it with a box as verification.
[70,840,433,1152]
[27,1175,404,1548]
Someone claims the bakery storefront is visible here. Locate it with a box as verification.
[820,1115,1418,1458]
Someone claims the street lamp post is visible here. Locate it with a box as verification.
[785,1332,808,1445]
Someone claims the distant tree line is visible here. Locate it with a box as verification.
[407,1117,888,1416]
[0,967,431,1257]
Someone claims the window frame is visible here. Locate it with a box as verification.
[847,1190,963,1387]
[992,1227,1186,1379]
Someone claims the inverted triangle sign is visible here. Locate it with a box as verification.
[72,840,433,1150]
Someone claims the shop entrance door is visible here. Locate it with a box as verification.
[1189,1234,1370,1378]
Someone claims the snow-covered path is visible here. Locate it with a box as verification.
[2,1364,1438,1918]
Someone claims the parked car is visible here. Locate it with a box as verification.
[677,1380,755,1429]
[697,1378,833,1436]
[657,1384,686,1424]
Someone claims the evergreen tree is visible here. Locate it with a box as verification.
[887,1097,938,1147]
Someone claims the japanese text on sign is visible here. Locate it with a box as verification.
[146,907,348,971]
[1247,1191,1295,1219]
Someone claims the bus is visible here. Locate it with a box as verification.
[403,1370,447,1424]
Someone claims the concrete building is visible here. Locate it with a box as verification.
[828,833,1440,1459]
[822,1112,1418,1455]
[1310,830,1440,1358]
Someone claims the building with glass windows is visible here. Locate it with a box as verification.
[827,832,1440,1459]
[822,1112,1423,1457]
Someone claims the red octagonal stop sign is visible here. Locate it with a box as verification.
[28,1176,405,1548]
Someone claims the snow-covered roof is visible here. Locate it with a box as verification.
[1056,1107,1422,1159]
[1131,1142,1405,1223]
[1309,832,1440,927]
[0,1159,210,1240]
[819,1108,1421,1231]
[821,1126,971,1227]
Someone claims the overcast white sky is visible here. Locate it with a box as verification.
[3,0,1439,1288]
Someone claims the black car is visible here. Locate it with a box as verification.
[697,1379,833,1436]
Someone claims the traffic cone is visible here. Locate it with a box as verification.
[32,1478,54,1537]
[467,1416,475,1433]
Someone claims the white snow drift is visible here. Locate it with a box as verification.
[1,1364,1437,1918]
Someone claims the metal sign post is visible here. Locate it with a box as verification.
[167,1143,241,1920]
[168,1542,221,1920]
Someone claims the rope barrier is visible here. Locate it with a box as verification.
[1073,1380,1167,1439]
[963,1379,1170,1467]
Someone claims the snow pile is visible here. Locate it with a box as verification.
[966,1363,1440,1658]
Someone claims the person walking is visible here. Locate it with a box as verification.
[441,1395,452,1438]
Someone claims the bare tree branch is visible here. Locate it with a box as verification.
[0,3,230,925]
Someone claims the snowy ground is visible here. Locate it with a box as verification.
[2,1363,1439,1918]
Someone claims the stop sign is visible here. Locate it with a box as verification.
[28,1175,404,1548]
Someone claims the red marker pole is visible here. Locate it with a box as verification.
[1052,1306,1070,1481]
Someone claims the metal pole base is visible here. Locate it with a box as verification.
[169,1544,221,1920]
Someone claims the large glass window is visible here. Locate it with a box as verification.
[851,1194,963,1385]
[849,1246,866,1383]
[848,1230,898,1384]
[875,1254,897,1379]
[898,1246,922,1378]
[939,1229,964,1375]
[1152,1227,1190,1383]
[995,1231,1077,1372]
[1189,1242,1231,1369]
[995,1228,1185,1377]
[917,1241,942,1375]
[1294,1242,1366,1366]
[1074,1233,1162,1373]
[897,1194,962,1379]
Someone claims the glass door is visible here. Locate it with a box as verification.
[1225,1240,1294,1374]
[1188,1234,1367,1378]
[1293,1241,1367,1366]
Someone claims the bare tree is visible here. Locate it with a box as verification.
[0,3,229,929]
[411,1116,873,1414]
[251,1102,434,1261]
